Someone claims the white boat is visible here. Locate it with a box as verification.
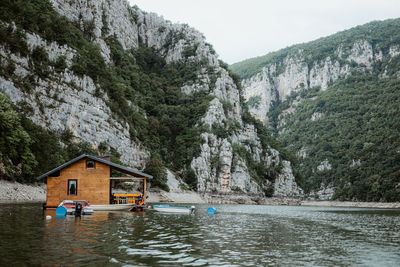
[91,204,135,211]
[58,200,93,215]
[152,205,195,214]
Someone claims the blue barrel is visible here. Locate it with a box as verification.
[207,207,217,214]
[55,206,67,217]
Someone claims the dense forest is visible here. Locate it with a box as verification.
[277,76,400,201]
[231,18,400,201]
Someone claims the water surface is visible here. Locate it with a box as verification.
[0,203,399,266]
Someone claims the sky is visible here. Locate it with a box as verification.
[128,0,400,64]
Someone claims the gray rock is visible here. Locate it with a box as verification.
[317,159,332,171]
[0,0,303,198]
[242,38,399,128]
[274,161,303,197]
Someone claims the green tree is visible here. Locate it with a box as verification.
[0,92,36,181]
[144,157,169,191]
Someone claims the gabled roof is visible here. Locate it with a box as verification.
[36,154,152,180]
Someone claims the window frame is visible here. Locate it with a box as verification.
[86,160,95,169]
[67,179,78,195]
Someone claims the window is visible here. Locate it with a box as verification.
[68,179,77,195]
[86,160,95,169]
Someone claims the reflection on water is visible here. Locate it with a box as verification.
[0,203,399,266]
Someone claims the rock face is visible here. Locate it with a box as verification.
[239,25,400,199]
[241,40,399,125]
[0,0,302,198]
[274,161,303,197]
[0,29,149,167]
[317,159,332,172]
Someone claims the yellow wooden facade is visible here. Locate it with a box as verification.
[46,158,111,206]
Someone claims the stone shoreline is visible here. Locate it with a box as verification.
[301,200,400,209]
[0,180,46,202]
[141,190,400,209]
[1,180,399,209]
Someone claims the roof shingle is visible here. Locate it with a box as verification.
[36,154,152,180]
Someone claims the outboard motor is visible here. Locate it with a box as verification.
[75,202,82,216]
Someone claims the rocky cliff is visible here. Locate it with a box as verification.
[240,39,399,126]
[0,0,302,197]
[232,19,400,201]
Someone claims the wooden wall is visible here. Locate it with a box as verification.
[46,158,110,206]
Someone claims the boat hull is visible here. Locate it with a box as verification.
[58,200,93,215]
[152,205,195,214]
[91,204,134,211]
[65,208,93,215]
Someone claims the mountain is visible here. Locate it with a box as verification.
[0,0,302,198]
[232,19,400,201]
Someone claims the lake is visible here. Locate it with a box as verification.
[0,203,399,266]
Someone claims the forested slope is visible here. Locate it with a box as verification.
[233,18,400,201]
[279,76,400,201]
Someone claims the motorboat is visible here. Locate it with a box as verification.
[151,205,195,214]
[57,200,93,215]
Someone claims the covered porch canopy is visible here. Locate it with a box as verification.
[100,158,153,205]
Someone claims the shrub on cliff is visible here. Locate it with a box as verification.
[144,157,169,192]
[0,92,36,181]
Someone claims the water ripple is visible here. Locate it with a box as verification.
[1,203,400,266]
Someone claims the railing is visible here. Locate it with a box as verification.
[112,193,143,205]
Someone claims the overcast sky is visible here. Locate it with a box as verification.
[128,0,400,64]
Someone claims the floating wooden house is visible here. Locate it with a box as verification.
[37,154,152,210]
